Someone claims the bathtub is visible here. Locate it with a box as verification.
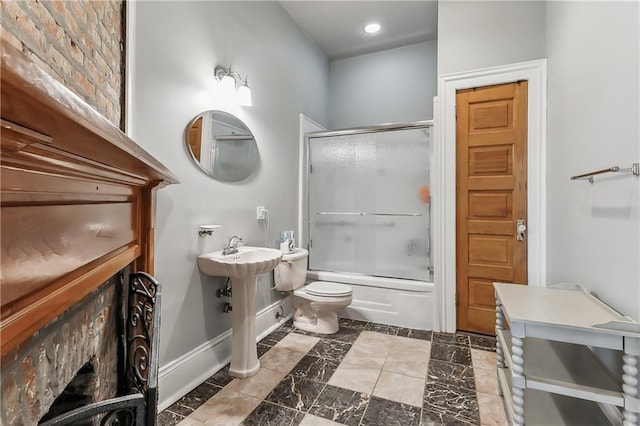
[305,270,435,331]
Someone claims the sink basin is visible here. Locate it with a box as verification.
[197,246,282,278]
[197,245,282,378]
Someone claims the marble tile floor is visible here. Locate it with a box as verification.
[158,319,506,426]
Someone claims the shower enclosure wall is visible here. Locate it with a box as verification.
[303,121,435,330]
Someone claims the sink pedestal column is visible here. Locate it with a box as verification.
[229,275,260,378]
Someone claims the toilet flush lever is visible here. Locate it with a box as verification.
[516,219,527,241]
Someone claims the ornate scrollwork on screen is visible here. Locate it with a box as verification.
[38,393,145,426]
[126,272,161,396]
[99,406,136,425]
[40,273,160,426]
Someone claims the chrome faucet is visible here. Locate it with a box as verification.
[222,235,244,255]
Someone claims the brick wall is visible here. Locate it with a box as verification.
[0,0,125,127]
[1,3,127,423]
[1,277,120,425]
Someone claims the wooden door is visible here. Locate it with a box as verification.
[187,116,203,161]
[456,81,528,335]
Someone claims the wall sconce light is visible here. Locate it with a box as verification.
[214,65,252,106]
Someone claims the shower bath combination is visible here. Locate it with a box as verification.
[301,121,435,330]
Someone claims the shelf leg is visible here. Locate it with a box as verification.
[496,302,505,397]
[496,303,505,368]
[622,351,639,426]
[511,334,525,426]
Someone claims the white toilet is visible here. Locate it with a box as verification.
[274,248,352,334]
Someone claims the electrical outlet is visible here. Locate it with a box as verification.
[256,206,267,220]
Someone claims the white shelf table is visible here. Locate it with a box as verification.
[494,283,640,426]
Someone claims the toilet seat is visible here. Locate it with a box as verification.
[304,281,352,297]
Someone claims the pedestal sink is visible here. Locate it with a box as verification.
[197,246,282,378]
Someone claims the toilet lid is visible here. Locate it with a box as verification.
[305,281,352,297]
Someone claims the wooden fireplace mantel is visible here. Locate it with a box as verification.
[0,39,179,358]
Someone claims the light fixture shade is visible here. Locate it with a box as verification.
[220,74,236,91]
[217,74,236,102]
[236,84,252,107]
[214,65,252,107]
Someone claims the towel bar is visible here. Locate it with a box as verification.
[316,212,422,217]
[571,162,639,183]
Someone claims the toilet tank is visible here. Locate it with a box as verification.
[273,248,308,291]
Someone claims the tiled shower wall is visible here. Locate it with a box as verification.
[0,0,125,127]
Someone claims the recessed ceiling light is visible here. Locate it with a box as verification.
[364,23,381,34]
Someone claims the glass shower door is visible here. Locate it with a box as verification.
[308,126,431,281]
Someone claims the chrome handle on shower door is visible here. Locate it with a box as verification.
[516,219,527,241]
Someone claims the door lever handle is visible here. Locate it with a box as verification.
[517,219,527,241]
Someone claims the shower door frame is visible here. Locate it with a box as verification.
[301,120,434,282]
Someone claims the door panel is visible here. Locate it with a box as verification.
[468,221,513,235]
[467,264,514,282]
[468,236,512,263]
[467,176,514,190]
[469,193,512,218]
[469,146,513,175]
[469,102,512,130]
[468,279,497,307]
[456,81,528,335]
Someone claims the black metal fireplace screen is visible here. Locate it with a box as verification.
[40,272,161,426]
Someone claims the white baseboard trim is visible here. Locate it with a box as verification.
[158,297,292,411]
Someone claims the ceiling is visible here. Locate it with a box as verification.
[280,1,438,61]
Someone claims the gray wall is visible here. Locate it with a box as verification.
[438,0,639,321]
[130,2,640,406]
[130,0,329,367]
[438,1,546,75]
[546,1,639,320]
[328,41,437,128]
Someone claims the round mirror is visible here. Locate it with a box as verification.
[185,110,259,182]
